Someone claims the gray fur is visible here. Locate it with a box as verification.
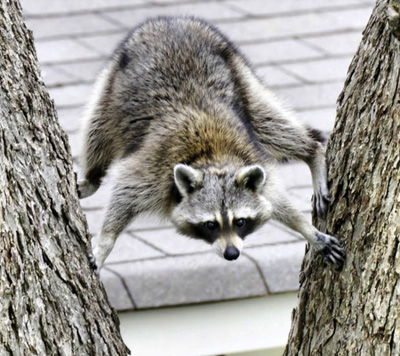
[78,16,345,269]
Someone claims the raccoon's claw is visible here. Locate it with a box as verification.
[315,232,345,266]
[89,253,100,275]
[312,188,330,218]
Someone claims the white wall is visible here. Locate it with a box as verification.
[118,293,297,356]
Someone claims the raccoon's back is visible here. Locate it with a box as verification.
[110,17,239,115]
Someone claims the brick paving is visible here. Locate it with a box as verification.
[21,0,375,310]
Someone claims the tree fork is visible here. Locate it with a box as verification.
[284,0,400,355]
[0,1,130,355]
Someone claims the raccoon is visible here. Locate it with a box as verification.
[78,16,345,270]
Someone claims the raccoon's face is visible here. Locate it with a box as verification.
[171,164,273,261]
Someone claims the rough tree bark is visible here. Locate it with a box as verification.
[0,1,130,355]
[284,0,400,355]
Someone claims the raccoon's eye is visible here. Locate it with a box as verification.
[234,218,247,228]
[205,221,217,231]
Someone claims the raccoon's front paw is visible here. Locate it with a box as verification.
[314,232,345,266]
[89,253,100,275]
[312,186,330,218]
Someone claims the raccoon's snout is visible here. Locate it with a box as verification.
[224,246,240,261]
[212,236,243,261]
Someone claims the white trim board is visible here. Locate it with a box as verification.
[118,293,297,356]
[230,347,285,356]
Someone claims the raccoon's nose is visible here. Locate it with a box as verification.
[224,246,240,261]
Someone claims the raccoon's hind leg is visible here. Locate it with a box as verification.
[271,192,345,266]
[230,56,330,216]
[254,104,329,217]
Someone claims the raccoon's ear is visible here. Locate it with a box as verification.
[174,164,203,197]
[236,165,266,192]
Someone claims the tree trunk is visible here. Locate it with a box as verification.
[284,0,400,355]
[0,1,130,355]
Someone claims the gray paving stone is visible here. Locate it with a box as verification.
[77,32,128,56]
[57,59,106,82]
[227,0,374,16]
[39,65,78,87]
[107,253,267,308]
[79,177,114,210]
[303,211,312,223]
[100,268,135,310]
[103,2,245,26]
[26,14,121,40]
[256,65,301,86]
[287,186,314,213]
[245,222,301,247]
[35,39,100,64]
[276,162,312,188]
[245,241,306,293]
[57,107,85,133]
[48,83,92,108]
[133,228,213,255]
[277,164,314,212]
[82,208,105,235]
[274,82,343,110]
[302,31,363,55]
[66,130,83,160]
[256,65,301,88]
[21,0,147,16]
[72,162,81,176]
[288,185,314,202]
[105,233,165,264]
[281,56,352,83]
[321,8,373,34]
[240,39,322,65]
[298,107,337,132]
[216,8,372,43]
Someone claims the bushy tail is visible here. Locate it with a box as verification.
[79,63,116,198]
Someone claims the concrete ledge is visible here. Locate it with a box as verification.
[118,293,297,356]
